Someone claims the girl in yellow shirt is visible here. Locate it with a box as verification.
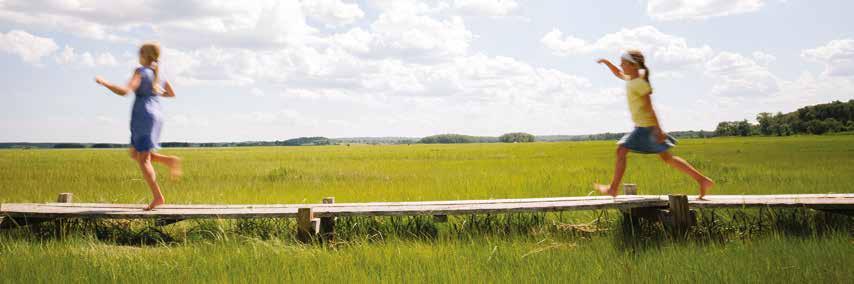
[595,50,714,199]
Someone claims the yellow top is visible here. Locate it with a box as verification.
[625,77,657,127]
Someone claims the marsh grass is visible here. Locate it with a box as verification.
[1,136,852,282]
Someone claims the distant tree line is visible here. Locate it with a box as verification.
[716,100,854,136]
[418,134,499,144]
[499,132,535,143]
[162,137,333,148]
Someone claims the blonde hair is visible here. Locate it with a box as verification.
[625,49,650,84]
[139,42,163,95]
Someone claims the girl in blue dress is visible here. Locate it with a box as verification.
[95,42,181,210]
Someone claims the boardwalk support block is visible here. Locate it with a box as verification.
[663,194,696,238]
[155,218,185,226]
[55,193,74,237]
[57,193,73,203]
[319,197,336,243]
[297,207,319,243]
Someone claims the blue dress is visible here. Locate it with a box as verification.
[617,127,677,154]
[130,67,163,152]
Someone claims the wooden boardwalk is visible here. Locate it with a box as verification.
[2,194,851,221]
[2,193,851,241]
[0,196,666,220]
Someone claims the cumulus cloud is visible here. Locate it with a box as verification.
[367,4,473,60]
[802,39,854,77]
[0,0,319,47]
[453,0,519,16]
[54,45,117,67]
[541,26,714,70]
[301,0,365,27]
[0,30,58,63]
[704,51,779,96]
[646,0,766,21]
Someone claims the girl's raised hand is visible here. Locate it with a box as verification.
[597,59,610,65]
[95,76,107,86]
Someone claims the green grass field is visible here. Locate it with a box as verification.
[1,136,852,282]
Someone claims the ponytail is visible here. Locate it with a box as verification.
[151,60,163,95]
[139,42,163,95]
[640,63,651,84]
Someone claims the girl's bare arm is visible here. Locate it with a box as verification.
[161,81,176,97]
[95,72,141,96]
[597,59,625,80]
[640,94,667,142]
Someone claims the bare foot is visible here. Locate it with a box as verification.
[169,157,183,181]
[594,183,618,197]
[698,178,715,200]
[143,197,165,211]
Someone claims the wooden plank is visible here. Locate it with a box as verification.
[0,194,851,222]
[33,195,654,209]
[0,198,667,219]
[311,198,667,217]
[685,194,854,210]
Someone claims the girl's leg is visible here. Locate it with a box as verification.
[595,146,629,197]
[150,152,182,180]
[135,151,165,210]
[659,151,714,199]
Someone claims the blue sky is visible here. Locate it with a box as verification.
[1,0,852,142]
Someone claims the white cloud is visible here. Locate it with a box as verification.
[541,26,714,70]
[541,29,591,56]
[0,30,58,63]
[367,5,473,60]
[705,51,779,96]
[751,51,776,66]
[453,0,519,16]
[802,39,854,77]
[646,0,766,21]
[54,45,117,67]
[300,0,365,27]
[0,0,318,48]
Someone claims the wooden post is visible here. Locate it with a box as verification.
[319,197,336,243]
[623,184,637,195]
[297,207,318,243]
[668,194,693,238]
[55,193,73,237]
[57,193,73,203]
[621,184,640,230]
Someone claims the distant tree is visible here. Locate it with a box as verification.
[756,112,774,135]
[806,119,828,135]
[419,134,477,144]
[499,132,535,143]
[282,137,331,146]
[715,121,734,136]
[824,118,844,133]
[53,143,86,149]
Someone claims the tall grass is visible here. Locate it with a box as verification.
[1,136,852,205]
[1,136,852,282]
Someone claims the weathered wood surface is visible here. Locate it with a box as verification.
[1,194,851,221]
[0,196,664,220]
[684,194,854,210]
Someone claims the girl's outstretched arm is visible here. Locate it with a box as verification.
[161,81,176,97]
[95,71,141,96]
[597,59,625,80]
